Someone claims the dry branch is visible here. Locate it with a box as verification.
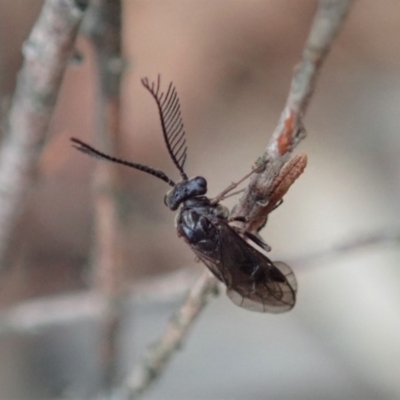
[0,267,198,339]
[0,0,88,269]
[292,229,400,267]
[115,272,219,400]
[0,291,107,337]
[85,0,125,391]
[232,0,354,231]
[0,228,398,340]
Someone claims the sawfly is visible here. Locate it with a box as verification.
[71,76,297,313]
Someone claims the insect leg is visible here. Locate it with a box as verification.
[228,216,248,223]
[243,231,271,252]
[228,221,272,252]
[210,169,256,204]
[216,188,245,201]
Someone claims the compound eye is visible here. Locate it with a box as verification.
[195,176,207,189]
[192,177,207,196]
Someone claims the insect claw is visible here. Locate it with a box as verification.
[245,231,271,252]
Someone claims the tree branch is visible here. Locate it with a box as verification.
[0,228,397,340]
[85,0,125,392]
[292,229,400,267]
[232,0,354,231]
[114,271,219,400]
[0,291,107,337]
[0,0,88,269]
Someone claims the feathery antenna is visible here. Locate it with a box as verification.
[71,138,176,186]
[141,75,188,180]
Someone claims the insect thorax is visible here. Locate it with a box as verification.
[175,197,229,236]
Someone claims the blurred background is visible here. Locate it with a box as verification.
[0,0,399,399]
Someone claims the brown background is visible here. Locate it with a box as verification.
[0,1,399,399]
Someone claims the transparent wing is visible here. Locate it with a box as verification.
[218,224,297,313]
[190,249,226,285]
[187,218,297,313]
[226,261,297,313]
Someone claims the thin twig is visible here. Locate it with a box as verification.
[292,229,400,267]
[232,0,354,231]
[114,271,219,400]
[132,266,200,303]
[0,229,398,341]
[0,267,198,339]
[0,291,107,337]
[85,0,125,391]
[0,0,88,269]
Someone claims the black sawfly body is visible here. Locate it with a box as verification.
[71,76,297,313]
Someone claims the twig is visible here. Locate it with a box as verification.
[133,266,200,303]
[0,0,88,270]
[85,0,125,391]
[0,229,398,340]
[0,291,107,337]
[232,0,354,231]
[114,271,219,400]
[292,229,400,267]
[0,268,198,339]
[86,0,124,296]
